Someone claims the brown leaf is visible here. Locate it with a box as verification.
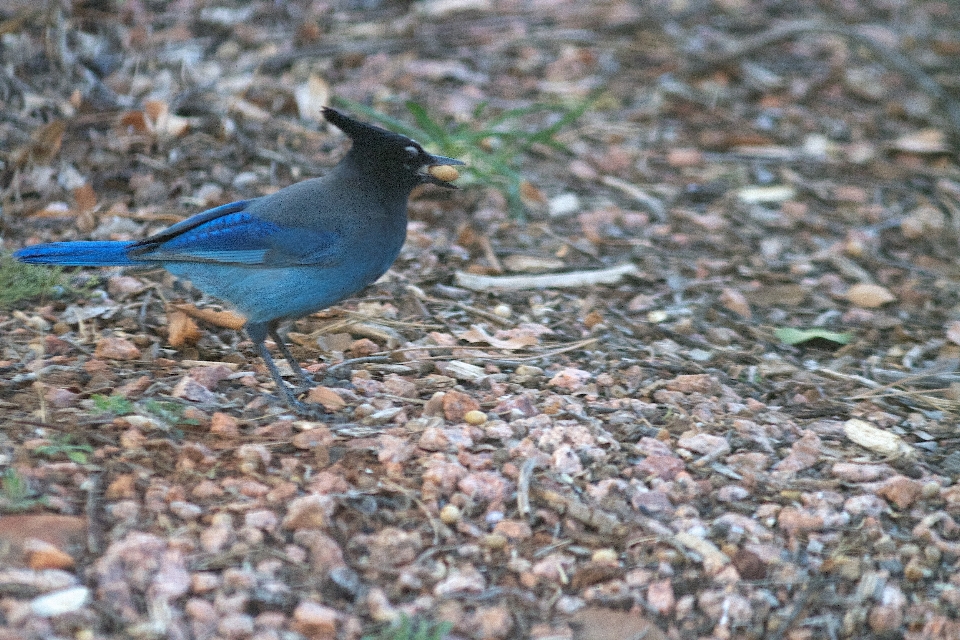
[21,120,66,165]
[719,287,752,319]
[170,303,246,331]
[519,180,546,205]
[167,309,202,348]
[72,183,97,213]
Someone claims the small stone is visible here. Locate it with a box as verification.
[591,548,618,564]
[218,613,255,639]
[868,585,906,632]
[830,462,889,482]
[367,587,399,623]
[493,520,532,541]
[189,364,233,389]
[442,390,480,422]
[772,430,821,474]
[292,425,333,449]
[94,336,141,360]
[439,504,461,524]
[45,387,79,408]
[666,148,703,167]
[191,572,221,593]
[635,454,685,480]
[482,533,508,550]
[347,338,379,357]
[291,601,338,639]
[877,475,924,510]
[244,510,278,531]
[548,192,580,217]
[107,275,145,297]
[547,367,591,391]
[434,564,486,596]
[172,376,217,403]
[646,579,675,615]
[283,495,334,531]
[306,386,347,411]
[169,501,203,521]
[30,586,89,617]
[466,605,513,639]
[677,431,730,457]
[419,426,450,451]
[210,412,240,437]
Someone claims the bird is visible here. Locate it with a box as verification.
[14,106,465,413]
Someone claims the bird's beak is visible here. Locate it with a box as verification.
[421,155,466,189]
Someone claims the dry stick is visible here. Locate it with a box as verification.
[690,19,960,137]
[517,458,537,518]
[455,263,640,291]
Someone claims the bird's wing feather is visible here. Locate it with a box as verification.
[130,202,342,267]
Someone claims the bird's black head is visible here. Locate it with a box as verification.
[323,107,464,191]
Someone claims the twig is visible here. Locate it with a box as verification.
[455,263,640,291]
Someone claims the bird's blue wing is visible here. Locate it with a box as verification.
[130,201,341,267]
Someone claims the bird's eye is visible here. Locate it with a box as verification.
[404,145,421,159]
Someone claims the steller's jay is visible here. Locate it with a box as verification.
[15,107,464,413]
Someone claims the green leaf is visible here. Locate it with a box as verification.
[774,327,852,346]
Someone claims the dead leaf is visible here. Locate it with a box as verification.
[843,418,915,459]
[719,287,751,319]
[144,99,190,137]
[170,303,246,331]
[73,184,97,212]
[167,308,202,348]
[456,325,539,349]
[14,119,66,166]
[519,180,546,205]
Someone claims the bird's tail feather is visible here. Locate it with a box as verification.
[14,241,139,266]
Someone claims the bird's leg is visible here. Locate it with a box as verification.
[268,326,315,388]
[246,322,324,416]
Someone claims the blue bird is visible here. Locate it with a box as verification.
[15,107,464,413]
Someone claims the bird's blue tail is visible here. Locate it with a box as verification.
[14,241,139,267]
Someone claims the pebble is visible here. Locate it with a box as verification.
[291,601,338,638]
[464,409,487,425]
[30,586,90,617]
[94,336,141,360]
[439,504,461,524]
[547,367,592,391]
